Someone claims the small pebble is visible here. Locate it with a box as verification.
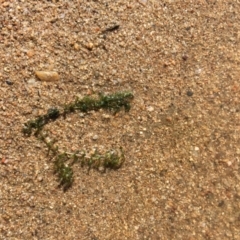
[3,2,9,7]
[37,176,43,182]
[35,71,59,81]
[138,0,147,5]
[195,68,202,75]
[1,157,8,164]
[74,43,80,51]
[102,114,111,119]
[147,106,154,112]
[92,135,99,140]
[79,113,85,118]
[27,78,37,86]
[27,49,35,57]
[6,80,13,85]
[98,166,105,172]
[182,55,188,61]
[187,90,193,97]
[86,42,94,50]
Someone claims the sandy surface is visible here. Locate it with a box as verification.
[0,0,240,239]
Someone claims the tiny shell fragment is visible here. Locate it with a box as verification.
[35,71,59,81]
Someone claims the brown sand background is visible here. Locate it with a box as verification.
[0,0,240,239]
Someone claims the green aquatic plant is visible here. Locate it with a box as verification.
[79,148,125,173]
[54,153,73,191]
[22,91,133,191]
[22,107,60,136]
[38,133,124,190]
[63,91,134,115]
[23,92,133,136]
